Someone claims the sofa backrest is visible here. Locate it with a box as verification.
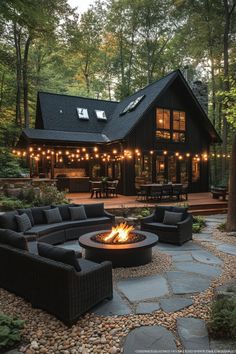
[154,206,188,222]
[0,210,19,231]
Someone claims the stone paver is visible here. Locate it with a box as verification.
[117,275,169,302]
[177,318,210,350]
[135,302,160,314]
[210,339,236,353]
[167,271,210,294]
[156,241,202,252]
[191,250,222,265]
[160,298,193,313]
[217,244,236,256]
[172,252,193,262]
[174,261,222,279]
[91,290,131,316]
[123,326,177,353]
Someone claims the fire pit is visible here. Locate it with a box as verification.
[79,223,158,267]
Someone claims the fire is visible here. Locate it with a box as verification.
[103,223,135,243]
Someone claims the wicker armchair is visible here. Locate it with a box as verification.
[141,206,192,245]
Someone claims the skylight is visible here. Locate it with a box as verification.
[77,108,89,120]
[120,95,145,116]
[95,110,107,120]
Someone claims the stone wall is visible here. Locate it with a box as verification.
[0,178,57,198]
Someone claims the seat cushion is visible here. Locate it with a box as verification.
[17,208,34,226]
[0,229,28,250]
[44,208,62,224]
[38,242,81,271]
[79,258,100,272]
[69,206,87,221]
[144,222,178,232]
[163,211,183,225]
[84,203,105,218]
[15,213,32,232]
[24,217,111,236]
[154,206,173,222]
[31,206,51,225]
[51,204,76,221]
[0,211,19,231]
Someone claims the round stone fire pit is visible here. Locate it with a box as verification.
[79,230,158,267]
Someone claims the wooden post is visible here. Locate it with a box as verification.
[50,154,55,179]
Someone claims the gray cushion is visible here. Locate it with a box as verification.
[163,211,183,225]
[69,206,87,221]
[145,222,178,232]
[154,206,173,222]
[38,242,81,271]
[31,206,51,225]
[44,208,62,224]
[24,217,111,236]
[0,229,28,250]
[84,203,105,218]
[79,258,100,271]
[17,208,34,226]
[0,211,19,231]
[51,204,75,221]
[15,213,32,232]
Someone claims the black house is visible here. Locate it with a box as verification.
[18,70,221,195]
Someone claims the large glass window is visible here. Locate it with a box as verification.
[156,108,171,140]
[168,155,177,183]
[156,108,186,142]
[192,158,200,182]
[156,156,165,183]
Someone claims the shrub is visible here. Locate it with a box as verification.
[0,148,26,178]
[34,183,68,206]
[208,298,236,339]
[217,222,226,232]
[0,198,31,211]
[192,216,206,233]
[0,313,24,350]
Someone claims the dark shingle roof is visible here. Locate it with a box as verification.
[22,128,110,144]
[38,92,118,133]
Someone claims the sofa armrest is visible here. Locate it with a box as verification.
[140,213,155,225]
[177,215,192,233]
[78,260,112,277]
[104,210,115,222]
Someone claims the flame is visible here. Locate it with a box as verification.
[103,223,135,243]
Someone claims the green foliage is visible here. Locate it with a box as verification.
[0,149,25,178]
[34,183,68,206]
[208,298,236,339]
[0,197,31,211]
[0,313,24,349]
[192,216,206,233]
[217,222,226,232]
[135,207,151,218]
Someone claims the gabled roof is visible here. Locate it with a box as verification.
[37,92,118,133]
[20,69,221,145]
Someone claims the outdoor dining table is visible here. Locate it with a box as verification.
[139,183,183,200]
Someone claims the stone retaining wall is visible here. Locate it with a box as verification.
[0,178,57,198]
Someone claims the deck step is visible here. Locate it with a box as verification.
[190,208,228,216]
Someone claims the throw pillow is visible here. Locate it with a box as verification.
[0,211,19,231]
[172,206,188,221]
[51,204,75,221]
[69,206,87,221]
[31,206,51,225]
[0,229,28,250]
[163,211,183,225]
[17,208,34,226]
[15,213,32,232]
[44,208,62,224]
[84,203,105,218]
[154,206,173,222]
[37,242,81,271]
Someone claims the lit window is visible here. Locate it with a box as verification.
[156,130,171,140]
[77,108,89,119]
[173,111,186,131]
[173,132,185,142]
[156,108,171,140]
[95,110,107,120]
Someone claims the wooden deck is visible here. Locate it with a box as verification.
[66,192,228,215]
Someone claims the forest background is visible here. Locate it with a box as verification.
[0,0,236,185]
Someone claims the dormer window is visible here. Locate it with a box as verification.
[95,110,107,120]
[77,108,89,120]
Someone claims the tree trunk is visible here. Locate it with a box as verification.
[13,23,22,127]
[23,36,31,127]
[226,133,236,231]
[0,71,5,112]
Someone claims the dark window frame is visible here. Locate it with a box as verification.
[156,108,186,143]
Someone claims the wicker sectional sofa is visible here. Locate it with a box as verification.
[0,203,114,325]
[0,203,115,244]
